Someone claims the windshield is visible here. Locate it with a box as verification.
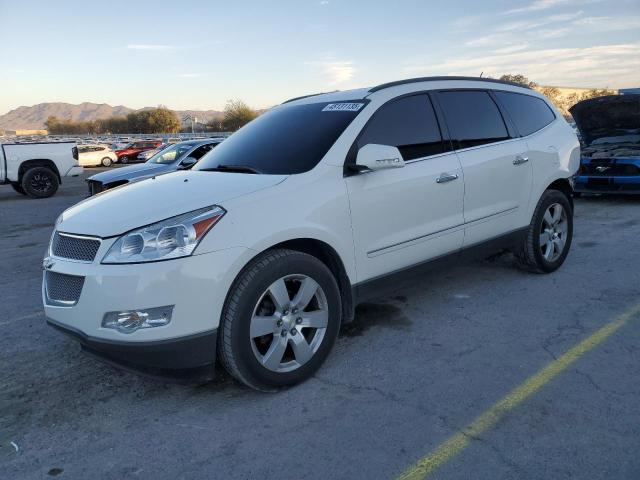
[147,143,193,164]
[194,101,366,174]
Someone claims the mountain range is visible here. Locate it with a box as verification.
[0,102,224,130]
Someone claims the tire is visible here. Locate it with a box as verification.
[21,167,59,199]
[11,182,26,195]
[101,157,113,167]
[120,156,129,164]
[218,249,341,391]
[515,189,573,273]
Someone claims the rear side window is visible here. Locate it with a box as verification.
[438,91,510,149]
[494,91,555,136]
[358,94,445,160]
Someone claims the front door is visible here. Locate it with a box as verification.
[345,94,465,283]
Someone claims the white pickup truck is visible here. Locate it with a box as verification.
[0,141,83,198]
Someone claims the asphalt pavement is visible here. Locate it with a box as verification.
[1,168,639,479]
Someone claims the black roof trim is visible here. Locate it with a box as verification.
[368,76,531,93]
[282,91,339,104]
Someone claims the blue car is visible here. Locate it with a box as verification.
[570,94,640,195]
[86,138,223,196]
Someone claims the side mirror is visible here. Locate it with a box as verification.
[179,156,198,169]
[355,144,405,171]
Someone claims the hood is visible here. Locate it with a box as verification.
[569,95,640,146]
[87,163,173,184]
[60,170,287,237]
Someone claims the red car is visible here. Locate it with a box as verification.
[115,140,162,164]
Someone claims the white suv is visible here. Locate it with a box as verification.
[43,77,580,390]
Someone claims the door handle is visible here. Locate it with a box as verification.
[436,173,459,184]
[513,156,529,165]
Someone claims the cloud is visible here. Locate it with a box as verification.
[461,11,638,50]
[306,60,356,85]
[319,0,329,4]
[126,44,174,51]
[403,42,640,89]
[178,73,201,78]
[493,43,530,54]
[572,15,640,31]
[505,0,598,14]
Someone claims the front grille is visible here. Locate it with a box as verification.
[87,180,104,196]
[582,161,640,177]
[52,232,101,262]
[45,271,85,306]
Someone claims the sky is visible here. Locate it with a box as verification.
[1,0,639,115]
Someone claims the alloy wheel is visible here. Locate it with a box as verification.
[539,203,568,262]
[250,274,328,373]
[30,172,53,194]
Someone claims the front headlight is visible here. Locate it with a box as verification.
[102,206,225,264]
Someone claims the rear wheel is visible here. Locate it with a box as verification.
[516,189,573,273]
[11,182,26,195]
[21,167,59,198]
[101,157,113,167]
[218,249,341,391]
[120,156,129,164]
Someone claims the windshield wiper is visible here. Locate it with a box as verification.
[199,165,261,174]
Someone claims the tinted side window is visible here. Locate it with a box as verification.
[438,91,510,149]
[494,91,555,136]
[358,94,444,160]
[190,144,216,160]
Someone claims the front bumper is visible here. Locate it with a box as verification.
[43,243,252,372]
[48,318,217,379]
[574,157,640,194]
[574,175,640,194]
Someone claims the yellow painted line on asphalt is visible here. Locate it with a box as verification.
[0,311,44,326]
[396,303,640,480]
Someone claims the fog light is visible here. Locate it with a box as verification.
[102,305,174,333]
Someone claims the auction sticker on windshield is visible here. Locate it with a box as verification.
[322,103,364,112]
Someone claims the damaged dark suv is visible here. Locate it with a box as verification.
[571,94,640,195]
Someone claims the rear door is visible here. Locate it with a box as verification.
[435,90,532,246]
[346,93,465,283]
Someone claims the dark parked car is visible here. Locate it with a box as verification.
[115,140,163,164]
[571,94,640,195]
[87,139,223,195]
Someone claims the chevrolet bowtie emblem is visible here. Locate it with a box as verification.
[42,257,55,270]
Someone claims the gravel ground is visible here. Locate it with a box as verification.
[1,169,639,479]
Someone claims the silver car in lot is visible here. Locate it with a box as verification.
[86,138,223,195]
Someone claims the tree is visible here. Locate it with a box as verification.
[499,74,537,88]
[148,107,180,133]
[45,116,60,133]
[221,99,258,131]
[535,86,616,119]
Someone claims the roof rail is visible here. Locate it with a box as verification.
[281,90,339,104]
[368,76,531,93]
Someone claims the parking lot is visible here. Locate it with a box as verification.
[1,169,639,479]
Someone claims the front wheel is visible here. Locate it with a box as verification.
[120,156,129,164]
[516,189,573,273]
[21,167,59,198]
[101,157,113,167]
[218,249,341,391]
